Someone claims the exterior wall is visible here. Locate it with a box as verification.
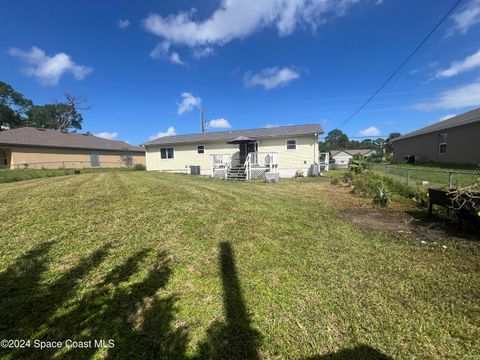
[332,152,352,169]
[7,146,145,169]
[145,135,318,178]
[145,142,239,175]
[257,135,317,177]
[392,122,480,165]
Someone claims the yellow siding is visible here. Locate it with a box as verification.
[145,142,238,174]
[145,135,318,177]
[257,135,317,177]
[8,146,145,169]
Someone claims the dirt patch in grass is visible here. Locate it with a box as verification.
[324,183,480,243]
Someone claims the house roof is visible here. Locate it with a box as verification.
[0,127,144,152]
[143,124,323,146]
[330,149,375,157]
[391,107,480,142]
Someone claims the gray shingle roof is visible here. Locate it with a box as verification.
[392,107,480,142]
[143,124,324,146]
[0,127,144,152]
[331,149,376,156]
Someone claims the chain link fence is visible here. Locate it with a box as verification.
[370,163,480,189]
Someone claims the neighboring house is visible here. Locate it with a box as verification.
[0,127,145,169]
[330,149,377,169]
[391,108,480,165]
[142,124,323,179]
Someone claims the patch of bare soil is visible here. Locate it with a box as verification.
[323,183,479,244]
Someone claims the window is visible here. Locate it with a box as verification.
[160,147,174,159]
[439,133,447,154]
[287,140,297,150]
[90,152,100,167]
[197,145,205,154]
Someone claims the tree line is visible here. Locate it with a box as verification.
[0,81,86,132]
[319,129,401,157]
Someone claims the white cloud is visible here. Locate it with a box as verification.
[150,42,186,65]
[449,0,480,35]
[9,46,92,85]
[192,47,215,59]
[244,67,300,89]
[435,49,480,78]
[207,118,231,129]
[358,126,381,136]
[149,126,176,140]
[95,132,118,140]
[143,0,369,49]
[177,92,202,114]
[438,114,456,122]
[117,19,131,29]
[415,82,480,110]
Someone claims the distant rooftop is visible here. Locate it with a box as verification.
[143,124,324,146]
[392,107,480,142]
[330,149,376,156]
[0,127,144,152]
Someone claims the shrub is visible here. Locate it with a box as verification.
[330,177,339,185]
[295,170,304,178]
[133,164,146,171]
[373,186,391,207]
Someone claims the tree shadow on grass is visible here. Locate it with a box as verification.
[196,242,262,360]
[305,344,393,359]
[0,242,188,359]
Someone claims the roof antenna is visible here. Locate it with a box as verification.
[201,105,205,134]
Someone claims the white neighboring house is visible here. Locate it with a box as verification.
[142,124,323,180]
[330,149,377,169]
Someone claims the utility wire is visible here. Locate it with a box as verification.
[337,0,464,129]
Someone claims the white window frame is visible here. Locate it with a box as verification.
[160,147,175,160]
[197,145,205,154]
[286,139,297,150]
[438,133,447,154]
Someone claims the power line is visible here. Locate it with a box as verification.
[337,0,464,129]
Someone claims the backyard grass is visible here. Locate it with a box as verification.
[0,172,479,359]
[0,167,141,184]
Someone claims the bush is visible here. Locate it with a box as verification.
[346,170,429,208]
[330,177,339,185]
[133,164,146,171]
[295,170,304,178]
[373,186,391,207]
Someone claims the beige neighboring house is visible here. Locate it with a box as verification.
[0,127,145,169]
[330,149,377,169]
[143,124,323,179]
[391,108,480,165]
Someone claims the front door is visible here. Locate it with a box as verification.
[239,142,257,164]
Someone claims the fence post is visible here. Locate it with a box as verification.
[406,169,410,186]
[448,172,453,188]
[385,166,388,175]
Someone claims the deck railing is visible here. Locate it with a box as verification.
[245,152,278,180]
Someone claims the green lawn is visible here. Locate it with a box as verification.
[0,172,479,359]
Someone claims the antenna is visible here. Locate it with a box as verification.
[201,105,205,133]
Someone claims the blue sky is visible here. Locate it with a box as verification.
[1,0,480,145]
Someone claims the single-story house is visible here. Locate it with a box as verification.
[142,124,323,179]
[330,149,377,168]
[391,108,480,165]
[0,127,145,169]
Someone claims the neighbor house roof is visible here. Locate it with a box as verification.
[330,149,376,157]
[0,127,144,152]
[143,124,323,146]
[392,107,480,142]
